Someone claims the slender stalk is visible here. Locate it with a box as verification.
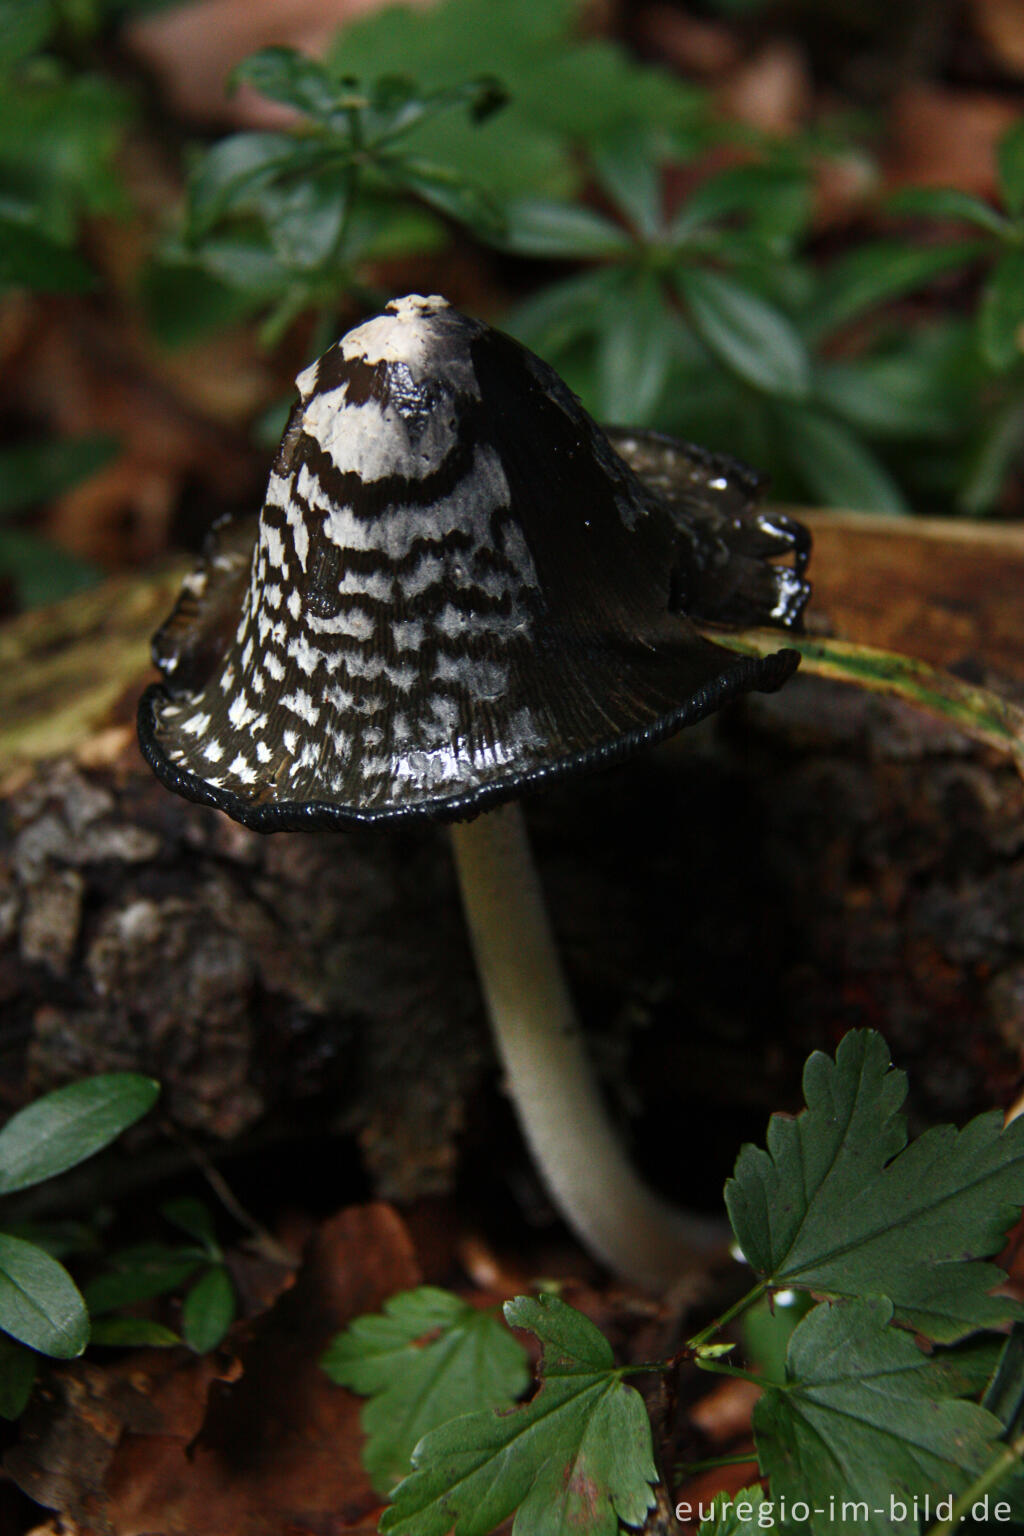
[926,1430,1024,1536]
[449,801,727,1291]
[686,1281,768,1351]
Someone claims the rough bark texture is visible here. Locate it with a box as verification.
[1,512,1023,1210]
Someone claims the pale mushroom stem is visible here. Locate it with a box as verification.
[448,800,726,1291]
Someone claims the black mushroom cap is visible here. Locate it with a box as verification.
[138,295,811,831]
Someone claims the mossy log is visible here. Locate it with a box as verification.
[1,513,1023,1214]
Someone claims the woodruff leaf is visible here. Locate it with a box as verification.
[381,1294,658,1536]
[0,1235,88,1358]
[322,1286,529,1496]
[725,1030,1024,1341]
[754,1298,1003,1536]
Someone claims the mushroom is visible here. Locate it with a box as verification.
[138,294,810,1290]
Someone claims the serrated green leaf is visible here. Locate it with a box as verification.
[754,1298,1003,1536]
[323,1285,529,1496]
[979,247,1024,372]
[677,268,810,399]
[0,1333,36,1419]
[381,1293,657,1536]
[695,1486,768,1535]
[998,120,1024,218]
[886,185,1008,236]
[726,1030,1024,1341]
[0,1235,88,1358]
[0,1074,159,1196]
[89,1317,181,1348]
[182,1265,235,1353]
[776,405,908,512]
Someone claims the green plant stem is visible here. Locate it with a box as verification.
[693,1359,766,1388]
[686,1281,768,1351]
[676,1452,760,1475]
[926,1429,1024,1536]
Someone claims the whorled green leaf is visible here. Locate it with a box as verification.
[670,163,811,249]
[381,1294,658,1536]
[677,267,810,399]
[776,404,908,513]
[590,125,663,241]
[595,277,676,425]
[503,267,626,356]
[0,1332,37,1419]
[501,197,632,258]
[998,119,1024,219]
[959,394,1024,516]
[323,1285,529,1497]
[0,1074,159,1197]
[185,133,328,240]
[708,629,1024,781]
[725,1031,1024,1341]
[807,240,985,338]
[754,1298,1003,1536]
[89,1317,181,1348]
[979,247,1024,372]
[885,185,1008,236]
[160,1197,218,1253]
[0,1235,88,1358]
[83,1245,205,1316]
[231,47,347,121]
[182,1265,235,1354]
[383,155,504,239]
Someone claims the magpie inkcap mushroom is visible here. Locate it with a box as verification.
[139,293,811,1288]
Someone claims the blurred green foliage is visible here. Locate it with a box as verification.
[1,0,1023,613]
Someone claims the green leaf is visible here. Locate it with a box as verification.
[182,1265,235,1354]
[590,126,663,240]
[323,1285,529,1497]
[0,434,119,519]
[383,155,503,239]
[979,247,1024,372]
[886,185,1008,236]
[725,1029,1024,1341]
[89,1317,180,1348]
[754,1298,1003,1536]
[381,1293,658,1536]
[0,1074,159,1196]
[808,241,984,336]
[83,1246,205,1315]
[0,527,102,607]
[501,197,632,258]
[161,1197,218,1252]
[595,277,676,424]
[0,1235,88,1358]
[0,216,94,293]
[670,163,811,249]
[231,47,345,121]
[815,358,959,441]
[0,1333,36,1419]
[0,0,57,69]
[998,119,1024,218]
[776,405,908,512]
[677,268,810,399]
[694,1486,769,1535]
[959,395,1024,515]
[185,133,327,240]
[503,268,626,356]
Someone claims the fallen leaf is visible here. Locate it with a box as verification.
[6,1203,421,1535]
